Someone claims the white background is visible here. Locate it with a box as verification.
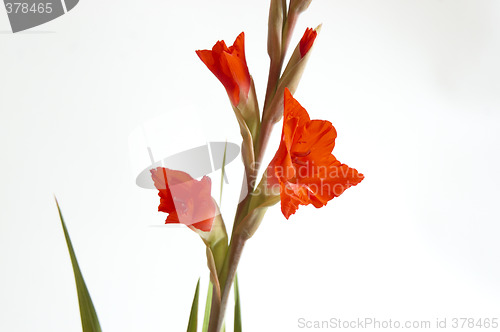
[1,1,499,331]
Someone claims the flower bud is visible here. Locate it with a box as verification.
[299,27,317,58]
[264,25,321,124]
[267,0,284,63]
[289,0,312,14]
[196,32,251,107]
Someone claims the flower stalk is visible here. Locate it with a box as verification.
[149,1,364,331]
[205,3,320,331]
[208,234,246,332]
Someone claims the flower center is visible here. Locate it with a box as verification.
[291,149,311,166]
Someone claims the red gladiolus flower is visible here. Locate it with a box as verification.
[150,167,216,232]
[299,28,317,58]
[267,89,364,219]
[196,32,251,106]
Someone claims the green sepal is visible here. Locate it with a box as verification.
[233,173,281,240]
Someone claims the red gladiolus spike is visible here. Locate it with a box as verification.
[267,89,364,218]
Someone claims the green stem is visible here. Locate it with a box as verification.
[207,235,246,332]
[207,6,303,332]
[263,59,283,112]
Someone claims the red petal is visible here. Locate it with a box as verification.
[292,119,337,166]
[268,90,364,219]
[299,28,317,58]
[158,196,175,213]
[196,49,216,69]
[165,212,180,224]
[151,167,216,232]
[151,167,175,213]
[196,32,250,106]
[282,89,310,150]
[280,182,305,219]
[301,160,364,206]
[190,217,214,232]
[230,32,247,63]
[228,32,250,100]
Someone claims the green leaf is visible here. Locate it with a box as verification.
[234,274,242,332]
[55,198,102,332]
[202,282,213,332]
[205,246,221,300]
[187,278,200,332]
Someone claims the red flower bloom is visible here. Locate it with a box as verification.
[267,89,364,219]
[299,28,317,58]
[150,167,216,232]
[196,32,251,106]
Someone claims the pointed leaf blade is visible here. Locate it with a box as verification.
[234,274,242,332]
[202,282,213,332]
[56,198,102,332]
[187,278,201,332]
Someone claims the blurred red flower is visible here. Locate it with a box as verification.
[150,167,216,232]
[267,89,364,219]
[196,32,251,106]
